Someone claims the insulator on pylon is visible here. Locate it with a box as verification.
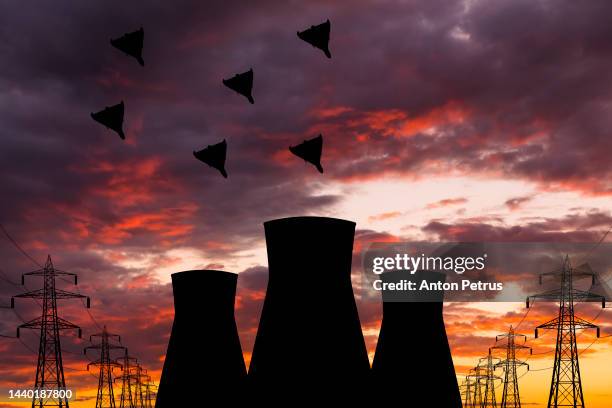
[10,298,14,309]
[16,328,19,338]
[87,297,91,308]
[78,328,82,338]
[535,328,539,339]
[21,275,24,285]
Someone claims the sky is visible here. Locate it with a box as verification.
[1,0,612,406]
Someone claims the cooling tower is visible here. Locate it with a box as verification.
[156,270,246,407]
[249,216,370,402]
[372,270,462,407]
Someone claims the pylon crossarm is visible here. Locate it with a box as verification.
[17,317,43,331]
[17,316,80,331]
[87,359,122,368]
[54,288,88,300]
[13,289,44,299]
[539,268,563,283]
[536,315,560,330]
[572,316,600,333]
[539,267,595,282]
[23,268,78,279]
[572,289,606,303]
[529,289,562,301]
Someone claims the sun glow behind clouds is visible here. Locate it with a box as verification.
[94,245,268,284]
[325,176,612,239]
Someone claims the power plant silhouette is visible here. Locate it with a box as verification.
[249,217,370,402]
[156,270,246,407]
[372,270,462,407]
[154,217,461,405]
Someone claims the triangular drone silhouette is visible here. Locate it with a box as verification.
[222,69,254,104]
[297,19,331,58]
[111,27,144,66]
[194,139,228,178]
[289,134,324,173]
[91,101,126,140]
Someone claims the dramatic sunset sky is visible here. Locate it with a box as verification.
[1,0,612,406]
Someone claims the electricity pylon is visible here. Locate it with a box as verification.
[491,326,531,408]
[469,366,485,408]
[85,326,125,408]
[460,376,476,408]
[527,255,605,408]
[114,351,138,408]
[131,365,150,408]
[143,381,157,408]
[480,350,502,408]
[11,255,90,408]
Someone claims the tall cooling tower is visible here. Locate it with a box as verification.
[249,216,370,402]
[156,270,246,407]
[372,270,461,407]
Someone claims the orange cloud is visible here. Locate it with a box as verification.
[426,197,468,209]
[368,211,402,222]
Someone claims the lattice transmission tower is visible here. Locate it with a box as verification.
[527,255,605,408]
[491,326,531,408]
[114,350,138,408]
[85,326,125,408]
[481,350,502,408]
[11,255,90,408]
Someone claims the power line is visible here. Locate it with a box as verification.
[0,224,42,268]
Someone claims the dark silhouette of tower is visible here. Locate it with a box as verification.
[461,375,477,408]
[222,69,254,104]
[143,381,157,408]
[481,350,501,408]
[297,19,332,58]
[11,255,90,407]
[289,134,324,173]
[470,366,485,408]
[111,27,145,66]
[371,270,462,407]
[132,365,149,408]
[249,217,370,403]
[85,326,125,408]
[114,351,138,408]
[156,270,246,407]
[491,326,531,408]
[193,139,228,178]
[527,255,605,408]
[91,101,126,140]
